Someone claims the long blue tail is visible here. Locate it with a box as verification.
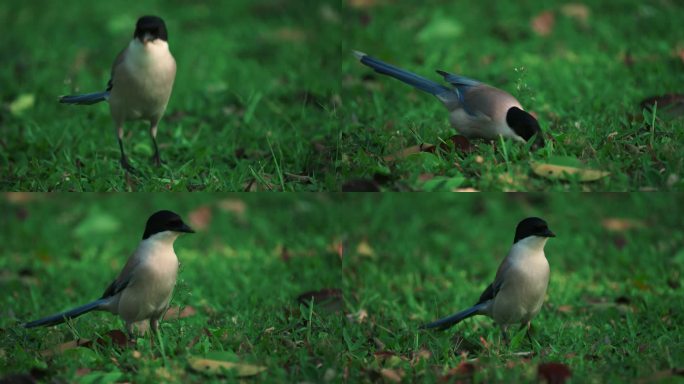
[420,303,483,330]
[59,91,109,105]
[354,51,452,96]
[24,298,108,328]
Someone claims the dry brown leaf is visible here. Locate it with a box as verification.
[531,162,609,182]
[347,0,382,9]
[187,357,266,377]
[163,306,197,320]
[217,199,247,217]
[560,3,590,23]
[557,305,573,313]
[531,11,555,36]
[4,193,39,204]
[267,27,306,42]
[442,362,477,379]
[538,362,572,383]
[383,144,426,162]
[346,309,368,323]
[639,93,684,118]
[188,206,212,231]
[40,330,132,357]
[601,218,644,232]
[380,368,404,383]
[296,288,343,306]
[356,240,375,257]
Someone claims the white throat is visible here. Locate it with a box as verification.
[126,38,172,67]
[513,235,549,253]
[145,230,180,246]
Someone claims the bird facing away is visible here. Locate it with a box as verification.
[60,16,177,172]
[353,51,545,149]
[24,210,194,338]
[421,217,555,342]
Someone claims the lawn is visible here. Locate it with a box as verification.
[0,193,344,382]
[1,193,682,382]
[340,193,683,382]
[2,1,683,191]
[1,0,341,191]
[342,0,684,191]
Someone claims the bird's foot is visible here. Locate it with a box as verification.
[151,153,166,167]
[120,158,137,174]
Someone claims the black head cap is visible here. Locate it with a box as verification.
[514,217,555,243]
[506,107,545,150]
[143,210,194,240]
[134,15,168,42]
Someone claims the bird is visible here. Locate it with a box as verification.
[353,51,545,149]
[60,16,177,172]
[24,210,194,338]
[421,217,555,343]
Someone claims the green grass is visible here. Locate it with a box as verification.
[1,193,682,382]
[342,0,684,191]
[1,194,344,382]
[1,0,340,191]
[3,1,683,191]
[340,193,683,382]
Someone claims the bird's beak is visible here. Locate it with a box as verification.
[177,223,195,234]
[543,229,556,238]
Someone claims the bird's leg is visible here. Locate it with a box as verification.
[150,318,160,335]
[149,122,164,166]
[117,125,136,173]
[523,322,534,345]
[501,325,510,346]
[126,322,135,341]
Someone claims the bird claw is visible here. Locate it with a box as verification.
[120,158,138,174]
[151,153,166,167]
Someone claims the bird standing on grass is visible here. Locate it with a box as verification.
[353,51,545,149]
[24,210,194,339]
[421,217,555,343]
[60,16,177,172]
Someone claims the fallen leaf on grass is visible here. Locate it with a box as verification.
[601,218,644,231]
[531,11,555,36]
[217,198,247,217]
[346,309,368,323]
[356,240,375,257]
[40,330,132,357]
[440,362,477,381]
[265,27,306,43]
[4,192,40,204]
[9,93,35,116]
[187,356,266,377]
[538,362,572,384]
[418,15,463,42]
[188,206,212,231]
[347,0,382,9]
[560,3,590,24]
[383,136,472,162]
[296,288,343,306]
[531,160,609,182]
[163,306,197,320]
[639,93,684,118]
[380,368,404,383]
